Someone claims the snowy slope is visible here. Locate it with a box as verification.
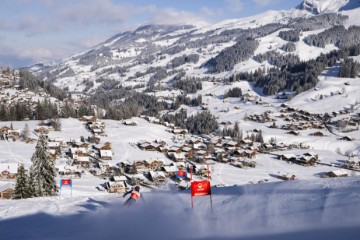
[1,177,360,240]
[298,0,360,14]
[33,1,360,93]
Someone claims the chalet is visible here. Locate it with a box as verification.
[146,159,165,171]
[327,169,348,178]
[106,181,126,193]
[134,160,149,173]
[158,145,169,153]
[295,154,318,166]
[0,183,15,199]
[139,142,158,151]
[58,165,81,178]
[193,164,209,177]
[0,163,19,179]
[149,171,166,183]
[89,167,102,176]
[91,127,103,135]
[0,126,10,137]
[88,136,100,144]
[73,142,90,149]
[69,148,87,159]
[76,156,90,168]
[79,116,97,123]
[162,165,177,177]
[310,131,324,137]
[278,154,296,161]
[98,162,110,172]
[169,152,186,162]
[100,149,113,160]
[36,126,50,134]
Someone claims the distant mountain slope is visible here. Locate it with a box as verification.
[297,0,358,14]
[34,1,360,95]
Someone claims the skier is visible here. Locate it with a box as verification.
[123,185,144,206]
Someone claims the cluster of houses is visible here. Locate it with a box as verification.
[137,134,259,167]
[0,68,19,86]
[278,153,319,166]
[0,126,22,142]
[80,116,106,135]
[0,163,18,199]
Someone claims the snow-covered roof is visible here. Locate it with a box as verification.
[163,166,177,172]
[149,171,166,179]
[0,183,15,192]
[0,163,19,174]
[77,156,90,162]
[70,148,87,154]
[100,150,113,157]
[113,176,127,182]
[330,169,348,176]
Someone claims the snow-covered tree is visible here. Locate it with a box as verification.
[29,134,58,197]
[13,164,31,199]
[21,123,31,141]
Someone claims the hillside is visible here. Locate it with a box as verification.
[33,1,360,95]
[1,177,360,240]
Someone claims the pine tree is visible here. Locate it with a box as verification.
[13,164,31,199]
[29,134,58,197]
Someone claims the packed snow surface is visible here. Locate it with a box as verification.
[1,177,360,240]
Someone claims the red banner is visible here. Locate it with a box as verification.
[191,180,211,197]
[61,179,71,186]
[176,171,187,178]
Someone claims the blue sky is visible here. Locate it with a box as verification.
[0,0,302,67]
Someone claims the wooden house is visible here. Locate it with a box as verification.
[88,136,100,144]
[35,126,50,134]
[0,184,15,199]
[99,149,113,160]
[76,156,90,168]
[295,154,318,166]
[134,160,150,173]
[327,169,348,178]
[146,159,164,171]
[149,171,166,184]
[58,165,81,178]
[0,163,18,179]
[278,154,296,161]
[162,165,177,177]
[79,116,97,123]
[169,152,186,162]
[69,147,87,159]
[106,181,127,193]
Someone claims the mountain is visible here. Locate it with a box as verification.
[297,0,360,14]
[35,1,360,95]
